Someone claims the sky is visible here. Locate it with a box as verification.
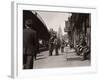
[34,11,71,35]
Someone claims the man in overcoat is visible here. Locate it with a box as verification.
[23,19,37,69]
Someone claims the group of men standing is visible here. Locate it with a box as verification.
[49,34,65,56]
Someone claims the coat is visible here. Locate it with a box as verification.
[23,28,37,56]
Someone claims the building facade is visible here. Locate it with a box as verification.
[65,13,91,49]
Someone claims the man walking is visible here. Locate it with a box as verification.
[49,36,55,56]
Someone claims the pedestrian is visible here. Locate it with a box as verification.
[49,36,55,56]
[81,45,90,61]
[23,19,38,69]
[61,39,65,53]
[54,36,59,55]
[57,38,61,50]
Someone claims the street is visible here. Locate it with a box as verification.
[34,47,90,69]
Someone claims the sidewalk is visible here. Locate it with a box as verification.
[34,47,90,69]
[64,47,90,67]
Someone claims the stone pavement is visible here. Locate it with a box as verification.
[34,47,90,69]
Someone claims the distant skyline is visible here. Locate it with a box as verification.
[33,11,71,35]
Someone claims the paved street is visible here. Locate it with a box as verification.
[34,47,90,69]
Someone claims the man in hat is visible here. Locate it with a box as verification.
[23,19,37,69]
